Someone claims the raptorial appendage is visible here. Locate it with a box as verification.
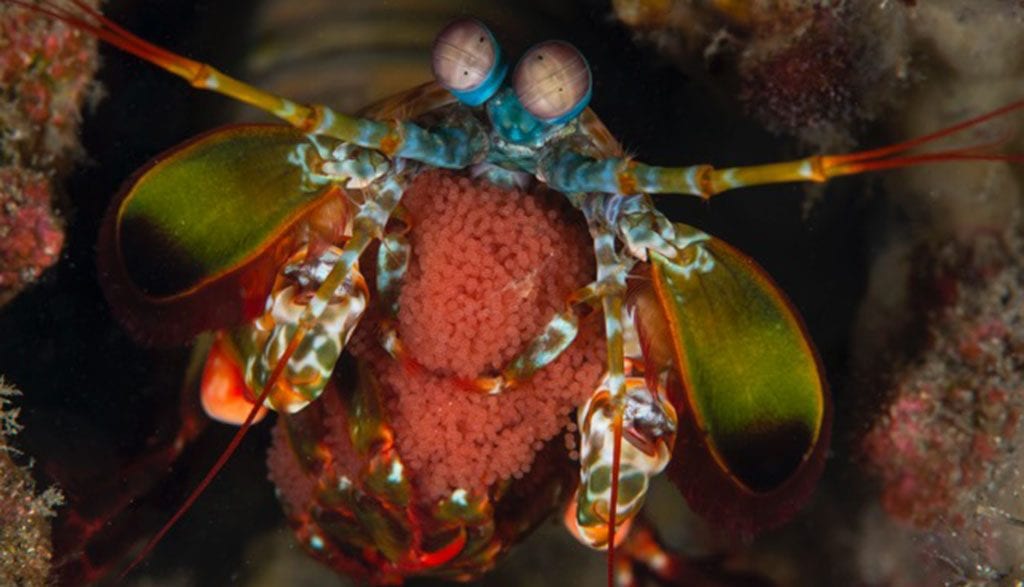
[200,146,410,420]
[571,364,677,549]
[231,246,369,414]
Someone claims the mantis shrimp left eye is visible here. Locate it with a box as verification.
[512,40,592,124]
[431,18,506,106]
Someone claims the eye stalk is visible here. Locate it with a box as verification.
[432,18,507,106]
[512,41,592,125]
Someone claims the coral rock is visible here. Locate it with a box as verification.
[0,2,98,304]
[0,167,64,305]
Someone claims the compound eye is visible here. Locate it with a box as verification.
[513,41,592,123]
[432,18,506,106]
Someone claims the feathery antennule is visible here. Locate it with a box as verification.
[830,99,1024,165]
[822,99,1024,177]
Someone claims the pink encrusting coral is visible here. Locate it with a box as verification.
[348,170,605,500]
[860,229,1024,580]
[0,3,96,162]
[0,168,64,305]
[862,231,1024,528]
[0,2,97,305]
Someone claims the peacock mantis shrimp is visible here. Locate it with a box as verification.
[10,1,1024,584]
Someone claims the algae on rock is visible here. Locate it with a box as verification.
[0,379,62,587]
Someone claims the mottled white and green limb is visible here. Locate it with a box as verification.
[376,206,413,361]
[240,153,412,413]
[470,280,604,394]
[569,195,678,550]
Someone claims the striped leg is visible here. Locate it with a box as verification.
[234,167,409,414]
[470,280,603,394]
[570,226,677,552]
[376,206,413,360]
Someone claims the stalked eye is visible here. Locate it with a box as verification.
[512,40,592,124]
[432,18,506,106]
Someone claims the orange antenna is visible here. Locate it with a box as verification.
[12,0,336,133]
[544,98,1024,198]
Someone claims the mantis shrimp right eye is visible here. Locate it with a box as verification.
[512,40,592,124]
[432,18,506,106]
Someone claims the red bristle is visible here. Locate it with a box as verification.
[825,98,1024,168]
[835,152,1024,176]
[607,412,623,587]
